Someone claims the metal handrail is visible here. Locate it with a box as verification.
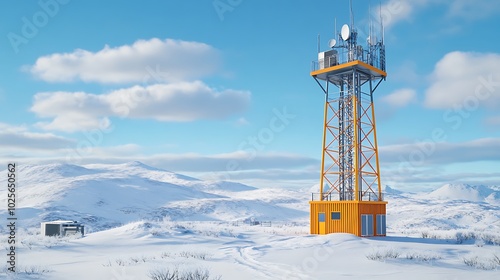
[311,46,385,72]
[311,191,385,202]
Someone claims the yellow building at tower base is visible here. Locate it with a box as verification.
[310,201,387,236]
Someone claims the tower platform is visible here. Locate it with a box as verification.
[311,60,387,82]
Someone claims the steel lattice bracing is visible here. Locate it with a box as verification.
[312,61,385,202]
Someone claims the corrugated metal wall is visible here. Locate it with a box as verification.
[310,201,387,236]
[359,202,386,215]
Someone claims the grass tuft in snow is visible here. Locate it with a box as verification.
[0,265,52,276]
[420,230,500,246]
[178,251,208,260]
[455,231,477,244]
[105,255,157,267]
[403,251,442,262]
[420,231,437,239]
[127,255,155,264]
[495,254,500,265]
[102,260,113,267]
[20,265,51,275]
[463,254,500,270]
[367,248,442,262]
[160,251,210,260]
[103,251,210,269]
[0,228,80,251]
[366,248,400,260]
[148,267,221,280]
[115,259,127,266]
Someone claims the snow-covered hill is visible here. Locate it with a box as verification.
[0,162,308,232]
[426,183,497,203]
[0,162,499,279]
[1,162,499,235]
[388,184,499,235]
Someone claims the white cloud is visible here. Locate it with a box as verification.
[0,123,74,151]
[381,166,500,191]
[380,137,500,165]
[6,146,319,189]
[28,38,221,84]
[378,0,428,28]
[200,168,319,189]
[424,51,500,109]
[381,88,416,107]
[65,144,143,164]
[377,1,500,30]
[144,151,318,173]
[40,150,317,172]
[485,115,500,126]
[379,138,500,189]
[235,117,250,127]
[447,0,500,20]
[391,61,420,84]
[31,81,251,132]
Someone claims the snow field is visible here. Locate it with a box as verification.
[0,162,498,279]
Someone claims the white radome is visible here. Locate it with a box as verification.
[341,24,350,41]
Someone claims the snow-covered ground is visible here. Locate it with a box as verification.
[0,162,499,279]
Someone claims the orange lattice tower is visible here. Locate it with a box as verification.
[309,9,388,236]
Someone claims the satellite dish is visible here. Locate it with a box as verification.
[328,39,337,48]
[341,24,350,41]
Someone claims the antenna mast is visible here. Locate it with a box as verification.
[335,18,337,38]
[369,2,373,44]
[350,0,354,28]
[380,1,384,44]
[317,34,320,53]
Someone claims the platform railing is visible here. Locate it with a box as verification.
[311,46,385,72]
[311,191,385,202]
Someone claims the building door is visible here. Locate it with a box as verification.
[318,212,326,234]
[376,214,386,236]
[361,214,374,236]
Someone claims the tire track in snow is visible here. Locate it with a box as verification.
[225,245,313,280]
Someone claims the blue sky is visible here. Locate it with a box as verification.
[1,0,500,191]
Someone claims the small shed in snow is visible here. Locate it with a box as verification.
[41,220,84,237]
